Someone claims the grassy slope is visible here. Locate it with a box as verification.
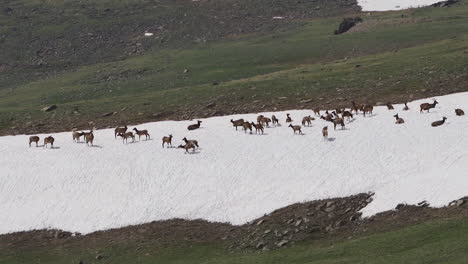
[0,2,467,133]
[2,217,467,264]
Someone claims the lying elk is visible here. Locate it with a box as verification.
[302,115,314,127]
[386,103,394,110]
[231,119,244,130]
[72,128,84,142]
[342,110,353,120]
[183,137,199,148]
[455,108,465,116]
[286,113,292,123]
[162,135,173,148]
[320,113,334,122]
[251,122,264,134]
[242,121,252,133]
[403,103,409,111]
[393,114,405,124]
[322,126,328,141]
[29,136,40,147]
[187,120,202,131]
[114,125,127,138]
[178,143,196,153]
[118,132,135,143]
[272,115,280,126]
[420,99,438,113]
[332,117,345,130]
[133,128,150,140]
[43,136,55,148]
[288,124,302,135]
[363,105,374,117]
[431,117,447,127]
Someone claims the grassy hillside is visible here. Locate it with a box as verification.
[2,217,467,264]
[0,1,467,134]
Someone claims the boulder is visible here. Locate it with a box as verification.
[41,105,57,112]
[334,17,362,35]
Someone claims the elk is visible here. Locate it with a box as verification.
[231,119,244,130]
[431,117,447,127]
[420,99,438,113]
[394,114,405,124]
[286,113,292,123]
[322,126,328,140]
[114,125,127,138]
[162,135,173,148]
[242,121,252,133]
[272,115,280,126]
[302,115,314,127]
[320,113,334,122]
[133,128,150,140]
[332,117,345,130]
[188,120,202,130]
[386,103,394,110]
[85,130,94,146]
[118,132,135,143]
[260,117,272,127]
[403,103,409,111]
[313,108,320,116]
[183,137,199,148]
[257,115,264,124]
[455,109,465,116]
[43,136,55,148]
[351,101,364,114]
[178,143,196,153]
[72,129,84,142]
[342,110,353,120]
[288,124,302,135]
[29,136,40,147]
[251,122,264,134]
[362,105,374,117]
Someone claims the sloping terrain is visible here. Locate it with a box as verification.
[1,92,468,235]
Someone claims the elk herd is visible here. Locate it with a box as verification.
[27,98,464,152]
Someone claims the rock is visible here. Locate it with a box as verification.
[212,81,219,86]
[256,241,265,249]
[431,0,458,7]
[101,112,117,117]
[349,215,358,221]
[456,199,465,206]
[264,229,271,234]
[300,99,313,103]
[277,240,289,247]
[206,102,216,108]
[395,203,405,210]
[256,219,265,226]
[183,69,189,73]
[326,201,335,207]
[417,200,429,207]
[324,205,336,213]
[335,220,345,227]
[334,17,362,35]
[96,254,104,260]
[41,105,57,112]
[295,220,302,227]
[277,97,288,100]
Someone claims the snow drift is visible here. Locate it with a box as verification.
[1,92,468,235]
[357,0,444,11]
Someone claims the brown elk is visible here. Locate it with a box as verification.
[260,117,272,127]
[257,115,264,124]
[351,101,364,114]
[342,110,353,120]
[114,125,127,138]
[162,135,173,148]
[271,115,280,126]
[332,117,345,130]
[313,108,320,116]
[455,109,465,116]
[183,137,199,148]
[242,121,252,133]
[43,136,55,148]
[133,128,150,140]
[403,103,409,111]
[288,124,302,135]
[188,120,202,130]
[420,99,438,113]
[72,129,84,142]
[85,130,94,146]
[251,122,264,134]
[178,143,196,153]
[286,113,292,123]
[118,132,135,143]
[363,105,374,117]
[302,116,314,127]
[322,126,328,140]
[320,113,334,122]
[394,114,405,124]
[29,136,40,147]
[431,117,447,127]
[386,103,394,110]
[231,119,244,130]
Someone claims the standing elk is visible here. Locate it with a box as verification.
[251,122,264,134]
[332,117,345,130]
[183,137,199,148]
[72,129,84,142]
[162,135,173,148]
[272,115,280,126]
[286,113,292,123]
[394,114,405,124]
[288,124,302,135]
[386,103,394,110]
[363,105,374,117]
[322,126,328,141]
[242,121,252,133]
[29,136,40,147]
[43,136,55,148]
[302,116,314,127]
[114,125,128,138]
[133,128,150,140]
[188,120,202,130]
[178,143,196,153]
[403,103,409,111]
[231,119,244,130]
[420,99,438,113]
[313,108,320,116]
[260,117,272,127]
[342,110,353,120]
[118,132,135,143]
[85,130,94,146]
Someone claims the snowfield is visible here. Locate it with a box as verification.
[357,0,443,11]
[1,93,468,235]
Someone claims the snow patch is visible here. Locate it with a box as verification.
[357,0,443,11]
[1,93,468,235]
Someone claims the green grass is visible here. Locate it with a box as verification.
[2,217,468,264]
